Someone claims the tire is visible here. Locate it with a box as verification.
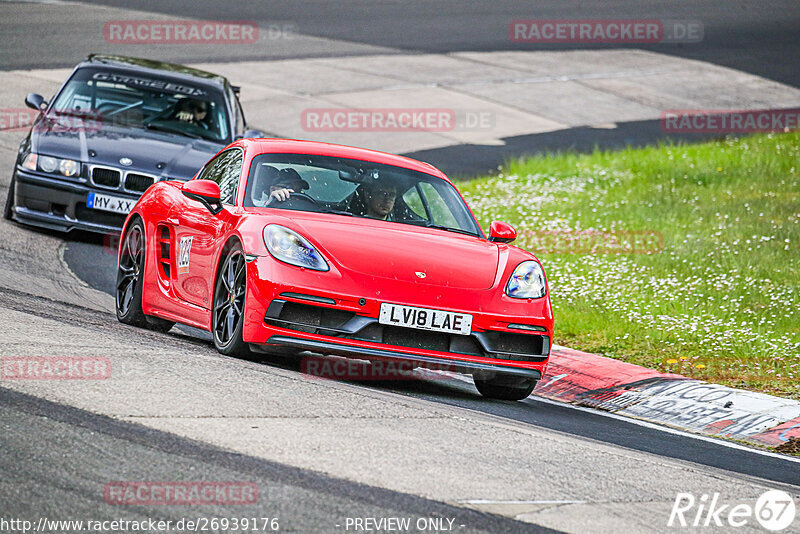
[212,243,250,357]
[116,218,175,332]
[473,373,537,401]
[4,173,16,221]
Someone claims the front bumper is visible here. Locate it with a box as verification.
[260,335,543,380]
[242,256,553,379]
[10,168,137,234]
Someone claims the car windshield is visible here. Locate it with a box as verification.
[244,153,483,237]
[49,67,230,142]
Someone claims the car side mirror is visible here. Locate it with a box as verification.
[488,220,516,243]
[235,129,265,140]
[25,93,47,111]
[182,180,223,215]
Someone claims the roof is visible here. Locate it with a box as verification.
[237,138,450,181]
[84,55,229,87]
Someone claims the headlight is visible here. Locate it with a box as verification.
[39,155,58,173]
[59,158,79,177]
[21,153,80,177]
[263,224,329,271]
[505,260,547,299]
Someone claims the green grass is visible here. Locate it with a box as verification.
[460,133,800,399]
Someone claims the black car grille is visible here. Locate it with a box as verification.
[482,331,544,356]
[279,301,353,328]
[92,167,121,188]
[264,300,547,362]
[124,173,155,193]
[382,326,451,352]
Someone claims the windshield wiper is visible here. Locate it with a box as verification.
[144,122,202,139]
[399,219,478,236]
[320,208,353,216]
[425,223,479,236]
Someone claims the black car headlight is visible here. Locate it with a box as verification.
[505,260,547,299]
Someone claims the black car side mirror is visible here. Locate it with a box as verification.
[25,93,47,111]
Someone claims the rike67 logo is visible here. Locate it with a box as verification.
[669,490,796,531]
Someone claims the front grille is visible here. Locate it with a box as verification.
[278,302,354,330]
[382,326,450,352]
[124,173,155,193]
[482,331,544,356]
[92,167,121,188]
[264,299,548,362]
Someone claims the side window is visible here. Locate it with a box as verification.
[197,149,243,205]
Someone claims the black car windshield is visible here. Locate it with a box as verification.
[243,153,483,237]
[49,67,230,142]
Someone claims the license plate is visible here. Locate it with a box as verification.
[379,303,472,336]
[87,192,135,214]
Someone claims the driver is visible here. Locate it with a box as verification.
[267,168,310,202]
[251,166,310,206]
[175,98,211,129]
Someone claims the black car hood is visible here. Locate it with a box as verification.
[31,120,225,181]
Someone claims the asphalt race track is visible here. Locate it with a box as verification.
[1,1,800,533]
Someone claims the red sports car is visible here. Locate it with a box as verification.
[116,139,553,400]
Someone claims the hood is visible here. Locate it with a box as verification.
[288,214,500,290]
[31,120,225,181]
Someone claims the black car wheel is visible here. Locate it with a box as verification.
[4,174,16,221]
[473,373,537,401]
[116,218,174,333]
[212,243,250,356]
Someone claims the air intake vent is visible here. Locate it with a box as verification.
[92,167,120,188]
[125,173,155,193]
[157,225,172,280]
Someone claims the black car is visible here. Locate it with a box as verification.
[4,54,262,233]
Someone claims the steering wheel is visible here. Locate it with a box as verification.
[265,192,321,208]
